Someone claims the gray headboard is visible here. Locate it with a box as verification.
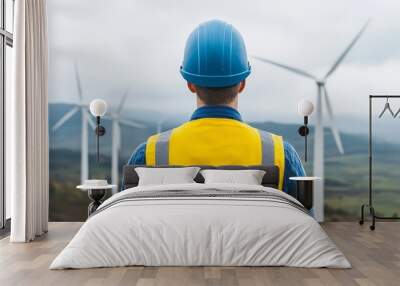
[122,165,280,190]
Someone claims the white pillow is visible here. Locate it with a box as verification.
[200,169,266,185]
[135,167,201,186]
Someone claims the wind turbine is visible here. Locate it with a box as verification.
[156,115,170,133]
[106,90,145,190]
[52,63,95,184]
[253,20,369,222]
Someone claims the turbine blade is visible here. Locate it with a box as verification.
[117,89,130,115]
[73,62,83,102]
[323,87,344,154]
[84,108,96,130]
[324,20,370,79]
[52,106,80,132]
[252,56,317,80]
[119,119,146,129]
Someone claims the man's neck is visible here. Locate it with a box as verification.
[190,105,243,121]
[196,98,238,110]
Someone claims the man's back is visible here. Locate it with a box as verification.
[127,106,304,195]
[148,118,275,166]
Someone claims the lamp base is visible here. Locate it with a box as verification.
[87,188,107,216]
[295,180,313,210]
[298,126,309,136]
[290,177,320,210]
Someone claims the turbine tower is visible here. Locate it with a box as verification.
[106,90,145,190]
[253,20,369,222]
[52,63,95,184]
[156,115,170,133]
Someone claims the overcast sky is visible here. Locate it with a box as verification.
[47,0,400,125]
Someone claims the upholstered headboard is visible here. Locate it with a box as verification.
[122,165,280,190]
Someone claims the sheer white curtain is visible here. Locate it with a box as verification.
[9,0,49,242]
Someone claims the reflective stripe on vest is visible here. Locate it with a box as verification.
[145,119,285,190]
[155,130,172,165]
[259,130,274,165]
[259,130,285,190]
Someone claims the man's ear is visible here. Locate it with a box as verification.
[238,80,246,93]
[187,82,197,93]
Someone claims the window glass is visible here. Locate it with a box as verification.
[0,37,3,227]
[0,1,2,29]
[5,44,12,219]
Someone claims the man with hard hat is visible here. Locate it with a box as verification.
[127,19,305,194]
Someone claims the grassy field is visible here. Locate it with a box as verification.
[324,154,400,220]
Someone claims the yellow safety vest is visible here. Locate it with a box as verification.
[146,118,285,190]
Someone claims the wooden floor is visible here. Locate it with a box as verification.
[0,222,399,286]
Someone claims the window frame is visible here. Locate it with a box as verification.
[0,0,14,231]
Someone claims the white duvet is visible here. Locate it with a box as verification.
[50,183,350,269]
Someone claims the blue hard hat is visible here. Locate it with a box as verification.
[180,19,251,88]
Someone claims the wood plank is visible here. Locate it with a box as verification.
[0,222,399,286]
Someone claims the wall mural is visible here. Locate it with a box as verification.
[48,0,400,221]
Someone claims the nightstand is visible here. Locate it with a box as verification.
[77,183,117,217]
[289,177,320,210]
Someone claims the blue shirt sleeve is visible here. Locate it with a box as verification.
[283,141,306,196]
[127,142,147,166]
[121,142,146,191]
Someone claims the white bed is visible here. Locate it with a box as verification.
[50,183,350,269]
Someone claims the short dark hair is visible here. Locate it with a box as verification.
[195,83,240,105]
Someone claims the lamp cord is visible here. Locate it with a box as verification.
[96,116,100,162]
